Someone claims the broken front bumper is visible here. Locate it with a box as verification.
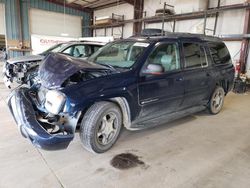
[8,88,74,150]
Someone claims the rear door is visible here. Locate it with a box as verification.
[138,41,184,121]
[181,39,211,108]
[207,42,235,91]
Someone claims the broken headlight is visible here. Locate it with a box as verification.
[45,90,66,114]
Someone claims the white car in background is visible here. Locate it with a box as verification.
[3,41,106,88]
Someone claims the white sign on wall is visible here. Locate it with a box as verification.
[31,34,76,55]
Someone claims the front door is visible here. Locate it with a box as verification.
[138,42,184,122]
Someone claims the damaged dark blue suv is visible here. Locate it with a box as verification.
[8,33,235,153]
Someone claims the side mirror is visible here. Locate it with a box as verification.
[142,64,164,75]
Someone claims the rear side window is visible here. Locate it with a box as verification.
[208,42,231,65]
[183,42,207,69]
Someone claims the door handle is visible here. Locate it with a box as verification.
[176,77,184,82]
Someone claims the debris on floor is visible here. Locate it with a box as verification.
[110,153,145,170]
[233,76,248,94]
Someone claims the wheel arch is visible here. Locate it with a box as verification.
[109,97,132,129]
[78,97,132,130]
[215,80,229,95]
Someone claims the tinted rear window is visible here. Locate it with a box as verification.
[208,42,231,65]
[183,43,207,69]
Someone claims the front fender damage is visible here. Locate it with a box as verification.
[8,88,81,150]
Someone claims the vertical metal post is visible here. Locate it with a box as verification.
[104,27,107,36]
[121,25,124,39]
[90,11,94,37]
[111,13,114,36]
[16,0,24,54]
[94,16,97,37]
[203,12,207,35]
[213,0,221,35]
[162,2,166,35]
[173,20,176,32]
[143,11,146,29]
[133,0,144,35]
[239,0,250,73]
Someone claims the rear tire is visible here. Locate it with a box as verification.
[208,86,225,115]
[80,102,122,153]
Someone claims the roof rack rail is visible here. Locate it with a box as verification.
[140,28,166,36]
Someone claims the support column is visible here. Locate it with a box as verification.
[133,0,144,35]
[239,1,250,73]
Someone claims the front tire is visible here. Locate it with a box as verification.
[208,86,225,115]
[80,102,122,153]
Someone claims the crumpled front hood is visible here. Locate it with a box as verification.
[38,53,108,89]
[7,55,44,64]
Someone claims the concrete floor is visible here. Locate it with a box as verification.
[0,84,250,188]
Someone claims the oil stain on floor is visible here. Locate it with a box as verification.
[110,153,146,170]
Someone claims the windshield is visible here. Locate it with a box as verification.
[40,43,68,55]
[88,41,150,68]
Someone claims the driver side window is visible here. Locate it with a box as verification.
[145,42,180,73]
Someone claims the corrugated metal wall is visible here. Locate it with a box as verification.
[0,0,91,57]
[0,0,20,40]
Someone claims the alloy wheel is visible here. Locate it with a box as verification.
[96,112,118,146]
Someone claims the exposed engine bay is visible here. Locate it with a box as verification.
[61,70,107,87]
[28,86,78,136]
[3,60,40,88]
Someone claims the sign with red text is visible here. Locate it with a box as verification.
[31,34,76,55]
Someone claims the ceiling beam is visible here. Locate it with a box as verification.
[46,0,93,13]
[133,0,143,34]
[82,0,117,8]
[93,1,127,10]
